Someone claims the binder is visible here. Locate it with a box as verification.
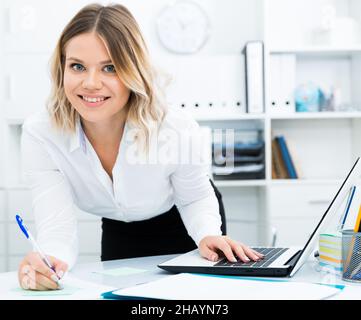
[280,54,296,112]
[269,54,282,113]
[269,54,296,114]
[244,41,264,114]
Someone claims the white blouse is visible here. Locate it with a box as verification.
[21,107,222,269]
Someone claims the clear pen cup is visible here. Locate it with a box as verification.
[341,229,361,282]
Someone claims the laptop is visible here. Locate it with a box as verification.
[159,157,361,277]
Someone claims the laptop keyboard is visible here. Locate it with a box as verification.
[214,247,289,268]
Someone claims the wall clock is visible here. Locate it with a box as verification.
[156,0,210,54]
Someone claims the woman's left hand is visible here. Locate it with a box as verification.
[199,235,264,263]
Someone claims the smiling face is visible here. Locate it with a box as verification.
[63,32,130,125]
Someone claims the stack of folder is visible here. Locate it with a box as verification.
[212,141,265,180]
[211,129,265,180]
[318,233,342,274]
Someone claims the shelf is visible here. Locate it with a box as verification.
[194,113,265,121]
[6,114,267,124]
[214,180,266,187]
[269,45,361,57]
[269,111,361,120]
[214,179,344,188]
[11,112,361,123]
[269,179,342,186]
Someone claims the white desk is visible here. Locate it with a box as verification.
[0,253,360,299]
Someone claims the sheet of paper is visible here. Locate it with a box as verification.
[112,273,342,300]
[2,274,116,300]
[11,286,80,297]
[93,267,147,277]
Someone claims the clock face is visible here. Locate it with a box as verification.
[156,0,210,54]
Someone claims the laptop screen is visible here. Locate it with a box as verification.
[290,157,361,277]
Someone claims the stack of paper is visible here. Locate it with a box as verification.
[318,233,342,274]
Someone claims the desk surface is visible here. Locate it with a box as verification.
[1,253,361,299]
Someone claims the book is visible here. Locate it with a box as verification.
[271,138,289,179]
[272,139,280,179]
[272,145,278,179]
[275,136,298,179]
[285,138,302,179]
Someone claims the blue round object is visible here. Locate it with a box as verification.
[294,83,320,112]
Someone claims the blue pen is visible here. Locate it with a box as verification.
[337,185,356,231]
[16,214,60,284]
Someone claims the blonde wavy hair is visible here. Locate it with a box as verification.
[47,3,168,152]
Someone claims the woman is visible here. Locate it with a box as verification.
[18,3,263,291]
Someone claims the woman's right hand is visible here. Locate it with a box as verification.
[17,252,68,290]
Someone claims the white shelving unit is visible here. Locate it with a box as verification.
[1,0,361,271]
[262,0,361,247]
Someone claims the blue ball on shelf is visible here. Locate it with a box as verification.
[294,83,321,112]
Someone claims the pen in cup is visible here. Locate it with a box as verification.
[15,214,62,287]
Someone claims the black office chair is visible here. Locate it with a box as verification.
[209,178,227,235]
[101,178,227,261]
